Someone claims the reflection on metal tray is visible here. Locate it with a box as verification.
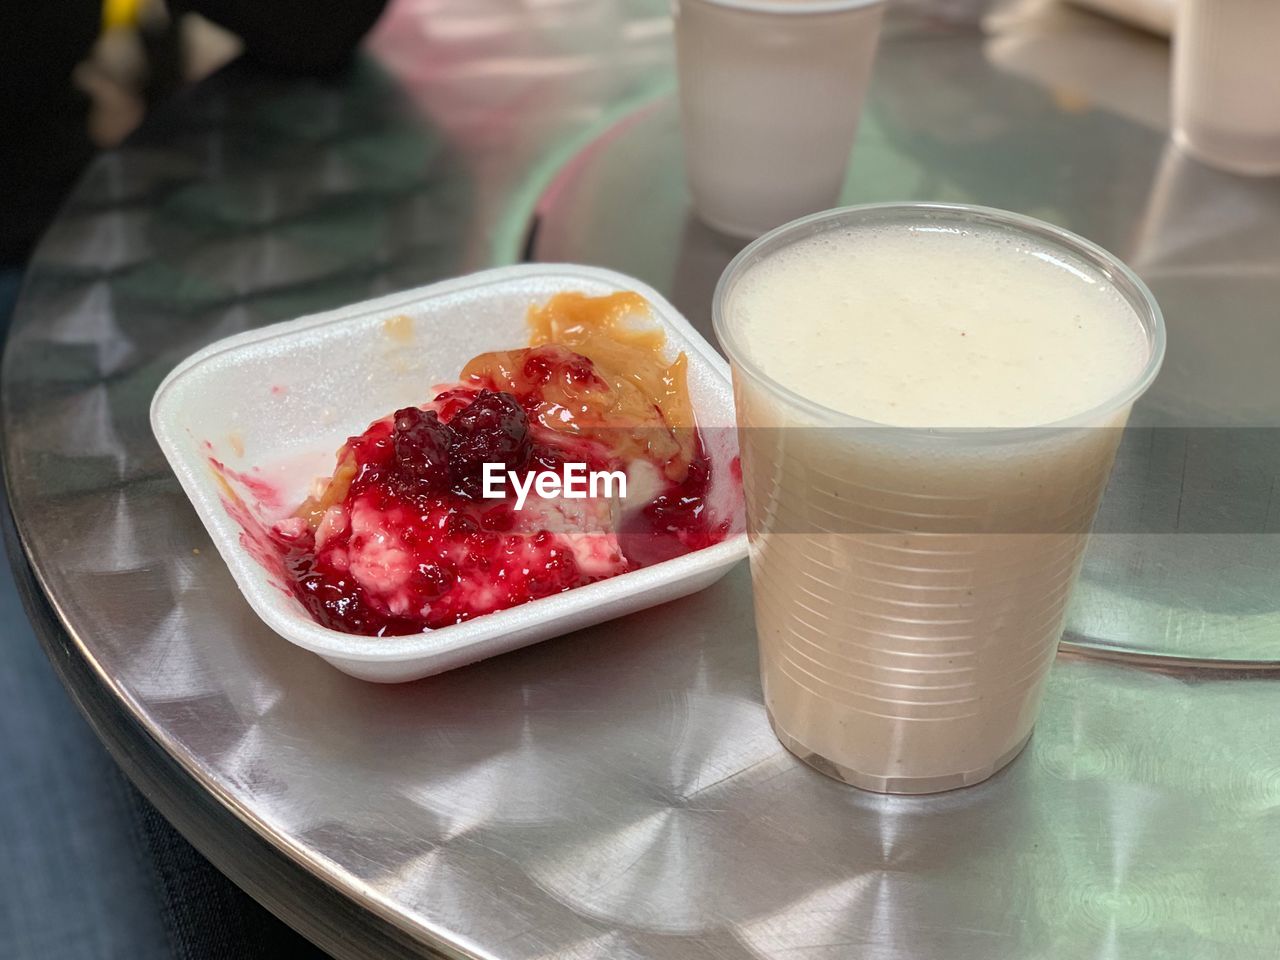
[530,92,1280,665]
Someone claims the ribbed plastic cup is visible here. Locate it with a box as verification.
[713,203,1166,794]
[673,0,886,239]
[1173,0,1280,176]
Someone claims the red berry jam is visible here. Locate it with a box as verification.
[270,292,735,637]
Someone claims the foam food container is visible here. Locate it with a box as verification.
[151,265,747,682]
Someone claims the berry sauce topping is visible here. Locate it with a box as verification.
[446,390,533,496]
[269,292,735,637]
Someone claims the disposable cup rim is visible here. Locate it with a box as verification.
[712,202,1168,445]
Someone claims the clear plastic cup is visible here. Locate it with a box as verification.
[1173,0,1280,176]
[673,0,887,239]
[714,203,1166,794]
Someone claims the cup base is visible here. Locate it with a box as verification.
[689,203,769,241]
[1173,128,1280,178]
[767,713,1034,795]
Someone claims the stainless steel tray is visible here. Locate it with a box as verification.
[5,3,1279,958]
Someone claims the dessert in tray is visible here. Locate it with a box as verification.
[268,291,735,636]
[152,265,746,681]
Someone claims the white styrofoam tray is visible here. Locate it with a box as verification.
[151,264,747,683]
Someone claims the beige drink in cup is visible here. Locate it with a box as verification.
[673,0,886,239]
[714,204,1165,794]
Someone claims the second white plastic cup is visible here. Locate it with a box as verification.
[673,0,886,238]
[1173,0,1280,176]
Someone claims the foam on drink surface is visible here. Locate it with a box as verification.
[728,222,1149,427]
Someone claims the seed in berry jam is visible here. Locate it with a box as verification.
[447,390,532,493]
[522,353,553,384]
[479,504,515,531]
[410,562,455,602]
[566,355,597,384]
[448,512,479,537]
[392,407,452,494]
[465,530,499,555]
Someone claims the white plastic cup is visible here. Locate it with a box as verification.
[673,0,887,239]
[1173,0,1280,176]
[714,204,1166,794]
